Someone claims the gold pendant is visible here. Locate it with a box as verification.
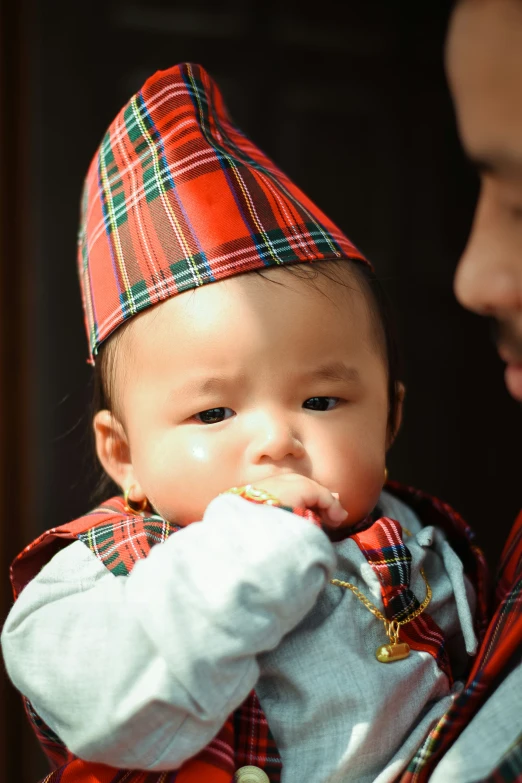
[376,619,410,663]
[376,642,410,663]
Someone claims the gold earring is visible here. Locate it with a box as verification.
[124,486,148,514]
[384,467,388,484]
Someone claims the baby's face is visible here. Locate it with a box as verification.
[105,266,391,527]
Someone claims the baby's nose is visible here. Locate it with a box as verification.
[248,415,305,464]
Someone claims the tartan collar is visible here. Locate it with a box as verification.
[354,515,452,679]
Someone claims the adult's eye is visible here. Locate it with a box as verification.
[194,407,235,424]
[303,397,339,412]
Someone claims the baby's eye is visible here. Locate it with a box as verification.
[194,407,235,424]
[303,396,340,412]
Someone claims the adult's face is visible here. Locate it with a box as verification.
[446,0,522,401]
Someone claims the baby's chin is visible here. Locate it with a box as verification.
[150,503,204,527]
[324,494,381,541]
[169,513,203,528]
[325,515,370,542]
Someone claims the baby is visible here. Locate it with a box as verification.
[1,63,486,783]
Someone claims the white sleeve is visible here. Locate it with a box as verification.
[1,495,335,771]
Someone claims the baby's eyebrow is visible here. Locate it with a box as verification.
[174,374,243,397]
[169,363,360,400]
[304,362,361,384]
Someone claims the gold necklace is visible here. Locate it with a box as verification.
[225,486,432,663]
[330,527,432,663]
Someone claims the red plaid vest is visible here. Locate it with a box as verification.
[10,482,489,783]
[399,509,522,783]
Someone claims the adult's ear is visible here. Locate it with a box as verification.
[93,410,146,506]
[386,382,406,449]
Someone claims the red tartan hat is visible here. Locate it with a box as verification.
[78,62,368,362]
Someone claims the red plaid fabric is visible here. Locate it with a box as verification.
[10,501,174,600]
[399,511,522,783]
[79,62,367,362]
[354,516,452,681]
[10,485,488,782]
[233,693,282,783]
[40,760,232,783]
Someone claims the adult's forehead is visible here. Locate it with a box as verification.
[446,0,522,167]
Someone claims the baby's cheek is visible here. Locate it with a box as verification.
[145,453,230,526]
[147,483,208,526]
[336,451,385,519]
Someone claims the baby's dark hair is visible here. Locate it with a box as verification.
[90,258,402,502]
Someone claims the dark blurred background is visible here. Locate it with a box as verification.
[1,0,521,780]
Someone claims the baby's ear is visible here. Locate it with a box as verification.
[93,410,143,500]
[387,382,406,449]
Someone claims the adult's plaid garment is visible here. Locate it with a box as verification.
[79,62,367,362]
[10,483,488,783]
[398,510,522,783]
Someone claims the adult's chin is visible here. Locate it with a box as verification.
[505,363,522,402]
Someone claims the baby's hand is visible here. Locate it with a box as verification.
[244,474,348,529]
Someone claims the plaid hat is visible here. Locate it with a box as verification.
[78,62,368,362]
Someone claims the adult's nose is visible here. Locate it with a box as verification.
[454,189,522,317]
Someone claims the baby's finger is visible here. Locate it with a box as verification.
[325,503,349,526]
[314,489,348,526]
